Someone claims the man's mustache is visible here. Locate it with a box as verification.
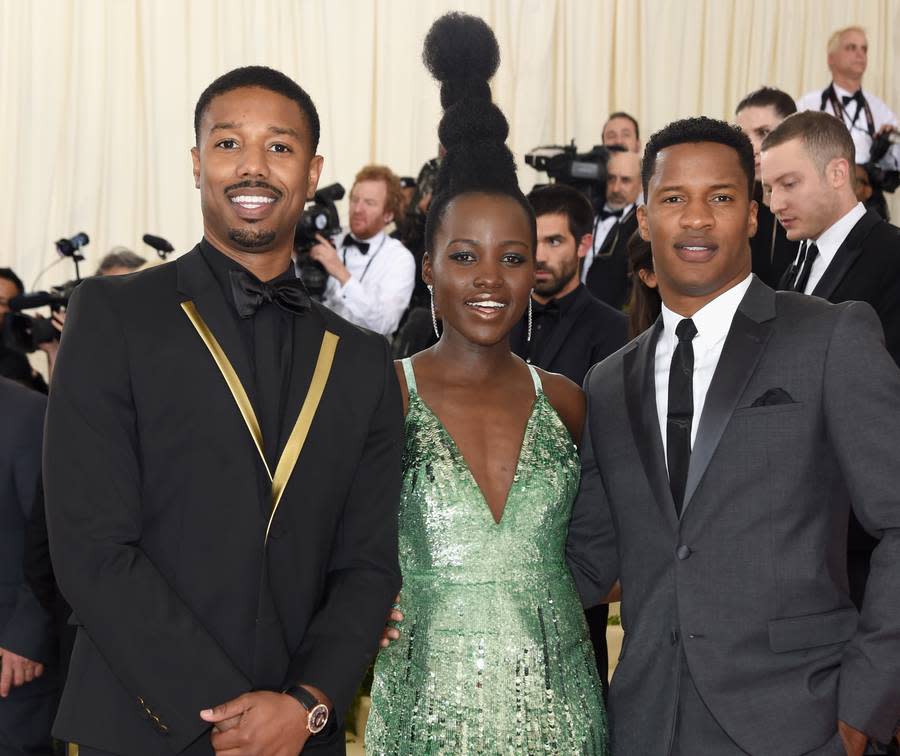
[223,180,283,198]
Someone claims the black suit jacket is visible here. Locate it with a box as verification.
[750,188,798,289]
[44,246,403,754]
[511,284,627,386]
[585,209,638,310]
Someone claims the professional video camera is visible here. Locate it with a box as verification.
[3,232,88,353]
[525,141,610,209]
[867,128,900,194]
[293,183,344,298]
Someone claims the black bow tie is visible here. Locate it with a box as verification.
[229,269,311,319]
[842,91,862,106]
[532,299,561,319]
[598,207,624,221]
[342,235,370,255]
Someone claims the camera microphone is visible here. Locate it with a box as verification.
[56,232,89,258]
[142,233,175,258]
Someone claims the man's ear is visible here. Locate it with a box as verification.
[637,203,651,242]
[828,157,851,191]
[191,147,201,189]
[306,155,325,200]
[577,233,593,259]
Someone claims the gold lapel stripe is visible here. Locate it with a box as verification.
[181,301,340,543]
[266,330,339,541]
[181,301,271,477]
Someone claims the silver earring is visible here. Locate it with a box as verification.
[526,291,534,342]
[428,285,440,338]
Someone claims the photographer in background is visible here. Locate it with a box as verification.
[94,246,146,276]
[796,26,899,205]
[601,111,641,153]
[311,165,415,336]
[0,269,49,392]
[582,146,642,309]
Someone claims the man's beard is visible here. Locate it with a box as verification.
[535,258,579,298]
[228,227,277,250]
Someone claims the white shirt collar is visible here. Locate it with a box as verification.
[660,274,754,347]
[809,202,866,259]
[831,81,862,98]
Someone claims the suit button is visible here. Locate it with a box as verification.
[676,545,692,560]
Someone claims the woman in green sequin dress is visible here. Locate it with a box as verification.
[365,13,607,755]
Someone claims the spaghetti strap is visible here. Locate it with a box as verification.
[401,357,418,394]
[526,363,542,395]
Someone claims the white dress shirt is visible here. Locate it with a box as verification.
[581,202,636,282]
[321,229,415,336]
[796,83,899,167]
[655,274,754,484]
[792,202,866,295]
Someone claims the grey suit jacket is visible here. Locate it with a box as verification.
[567,277,900,754]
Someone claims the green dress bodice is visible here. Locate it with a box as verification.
[366,358,607,755]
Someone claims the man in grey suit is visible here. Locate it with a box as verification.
[567,117,900,755]
[0,376,57,754]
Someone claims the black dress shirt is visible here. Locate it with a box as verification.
[199,239,295,471]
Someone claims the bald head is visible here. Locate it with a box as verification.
[606,149,642,209]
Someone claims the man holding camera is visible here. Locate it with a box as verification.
[310,165,415,337]
[796,26,899,174]
[582,146,642,309]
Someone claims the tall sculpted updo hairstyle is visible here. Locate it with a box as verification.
[422,12,537,254]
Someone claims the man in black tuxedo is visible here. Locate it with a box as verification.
[512,184,627,384]
[734,86,800,288]
[584,147,641,309]
[44,66,402,755]
[762,110,900,620]
[567,117,900,754]
[0,377,56,754]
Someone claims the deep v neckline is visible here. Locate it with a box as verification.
[414,392,540,526]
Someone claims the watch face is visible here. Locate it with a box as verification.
[308,703,329,734]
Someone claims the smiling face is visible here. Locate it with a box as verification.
[638,141,757,317]
[603,116,641,153]
[761,137,850,241]
[424,192,535,347]
[191,86,323,257]
[735,104,784,182]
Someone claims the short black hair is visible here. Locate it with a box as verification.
[193,65,320,151]
[735,86,797,120]
[641,116,755,197]
[527,185,594,242]
[0,267,24,295]
[422,13,536,253]
[604,111,640,140]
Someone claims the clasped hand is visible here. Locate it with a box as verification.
[201,691,308,755]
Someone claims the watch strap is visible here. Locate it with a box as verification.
[284,684,319,712]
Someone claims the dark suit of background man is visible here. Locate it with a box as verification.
[510,185,627,698]
[583,147,642,310]
[44,66,402,756]
[567,118,900,755]
[734,86,800,288]
[0,377,57,754]
[762,110,900,634]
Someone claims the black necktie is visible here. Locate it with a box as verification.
[790,242,819,293]
[667,318,697,517]
[229,270,311,319]
[842,91,862,106]
[598,207,624,221]
[342,236,370,255]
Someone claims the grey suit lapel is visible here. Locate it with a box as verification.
[624,317,679,528]
[811,210,881,300]
[682,277,775,509]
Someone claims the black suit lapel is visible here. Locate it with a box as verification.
[682,278,775,509]
[624,318,678,528]
[176,246,258,410]
[811,210,881,300]
[539,287,590,367]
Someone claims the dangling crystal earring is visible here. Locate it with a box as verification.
[526,291,534,342]
[428,285,440,338]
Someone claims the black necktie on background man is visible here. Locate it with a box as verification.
[790,241,819,293]
[342,236,370,254]
[667,318,697,516]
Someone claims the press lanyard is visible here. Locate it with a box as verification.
[342,234,387,283]
[821,84,875,137]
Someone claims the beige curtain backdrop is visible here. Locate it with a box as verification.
[1,0,897,289]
